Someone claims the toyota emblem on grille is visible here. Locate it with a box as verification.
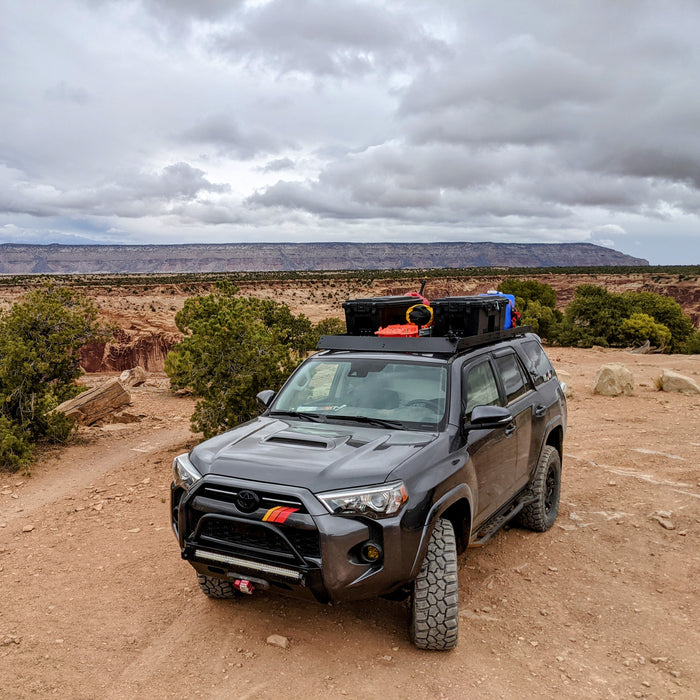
[236,489,260,513]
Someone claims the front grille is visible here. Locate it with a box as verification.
[199,518,321,558]
[198,483,308,513]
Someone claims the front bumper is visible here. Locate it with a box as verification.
[172,475,421,603]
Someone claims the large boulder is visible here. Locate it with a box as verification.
[594,363,634,396]
[657,369,700,395]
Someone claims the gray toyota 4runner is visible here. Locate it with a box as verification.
[171,320,567,651]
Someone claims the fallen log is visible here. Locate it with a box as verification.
[52,378,131,426]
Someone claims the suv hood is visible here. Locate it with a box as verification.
[189,416,436,492]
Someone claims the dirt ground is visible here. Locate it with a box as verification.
[1,347,698,699]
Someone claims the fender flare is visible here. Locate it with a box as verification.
[408,483,473,579]
[538,416,564,458]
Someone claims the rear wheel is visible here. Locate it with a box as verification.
[410,518,459,651]
[197,573,238,599]
[520,445,561,532]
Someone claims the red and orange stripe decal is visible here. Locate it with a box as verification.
[262,506,299,524]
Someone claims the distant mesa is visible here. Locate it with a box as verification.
[0,242,648,274]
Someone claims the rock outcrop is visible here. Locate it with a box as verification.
[81,330,180,372]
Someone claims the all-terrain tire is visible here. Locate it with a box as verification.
[197,573,239,599]
[520,445,561,532]
[410,518,459,651]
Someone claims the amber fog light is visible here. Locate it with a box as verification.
[361,542,383,564]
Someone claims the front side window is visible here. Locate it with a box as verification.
[463,360,502,419]
[272,358,448,429]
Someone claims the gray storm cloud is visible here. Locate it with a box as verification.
[0,0,699,262]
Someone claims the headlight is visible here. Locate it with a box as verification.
[172,453,201,491]
[317,482,408,519]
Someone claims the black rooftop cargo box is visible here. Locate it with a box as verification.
[343,296,417,335]
[431,296,508,337]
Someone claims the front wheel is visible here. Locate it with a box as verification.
[520,445,561,532]
[410,518,459,651]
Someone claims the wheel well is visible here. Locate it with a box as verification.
[441,498,471,554]
[546,426,564,459]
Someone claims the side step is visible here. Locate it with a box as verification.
[469,492,536,547]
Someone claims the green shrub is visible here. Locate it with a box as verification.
[556,285,627,347]
[0,285,106,471]
[622,291,693,352]
[557,285,694,351]
[680,330,700,354]
[0,417,33,472]
[314,316,347,336]
[620,313,671,349]
[165,282,320,437]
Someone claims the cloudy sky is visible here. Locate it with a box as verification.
[1,0,699,264]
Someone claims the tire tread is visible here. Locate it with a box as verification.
[410,519,459,651]
[520,445,561,532]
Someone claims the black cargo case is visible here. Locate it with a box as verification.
[343,296,418,335]
[431,296,508,337]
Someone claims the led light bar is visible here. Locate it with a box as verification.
[194,549,303,581]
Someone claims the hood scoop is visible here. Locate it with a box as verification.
[263,432,336,450]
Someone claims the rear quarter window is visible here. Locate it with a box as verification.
[519,340,555,385]
[493,351,530,403]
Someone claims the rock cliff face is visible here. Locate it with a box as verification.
[80,330,181,373]
[0,242,648,273]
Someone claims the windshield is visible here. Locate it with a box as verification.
[271,357,448,430]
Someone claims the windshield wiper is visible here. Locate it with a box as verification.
[269,410,326,423]
[324,414,405,430]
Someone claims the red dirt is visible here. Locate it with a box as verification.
[1,349,699,699]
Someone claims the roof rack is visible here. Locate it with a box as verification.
[317,326,533,355]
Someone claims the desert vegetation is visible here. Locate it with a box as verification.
[499,280,700,353]
[164,282,344,437]
[0,285,108,470]
[0,264,698,290]
[1,269,698,471]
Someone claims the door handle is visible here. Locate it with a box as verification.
[534,404,547,419]
[504,423,516,437]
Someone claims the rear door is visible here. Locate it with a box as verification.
[491,348,536,490]
[462,357,519,523]
[517,338,558,474]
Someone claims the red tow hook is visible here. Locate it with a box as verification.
[234,579,255,595]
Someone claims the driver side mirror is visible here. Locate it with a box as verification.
[463,405,513,431]
[256,389,276,411]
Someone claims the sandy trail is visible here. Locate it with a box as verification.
[1,350,698,699]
